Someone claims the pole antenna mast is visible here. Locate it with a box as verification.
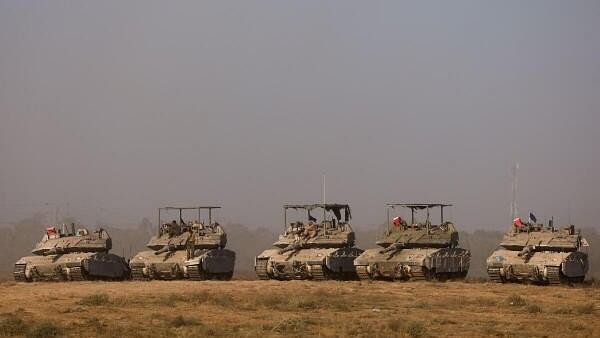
[510,162,519,221]
[322,173,326,205]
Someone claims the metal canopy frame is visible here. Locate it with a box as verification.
[386,203,453,232]
[158,206,221,234]
[283,203,351,228]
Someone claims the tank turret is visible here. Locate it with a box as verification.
[255,203,364,280]
[129,206,235,280]
[31,226,112,255]
[486,215,589,284]
[354,203,470,281]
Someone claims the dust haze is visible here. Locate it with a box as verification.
[1,3,599,236]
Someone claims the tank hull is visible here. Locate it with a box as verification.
[14,252,130,282]
[486,249,588,284]
[130,249,235,280]
[353,247,470,281]
[184,249,235,280]
[255,247,363,280]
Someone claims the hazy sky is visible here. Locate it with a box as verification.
[1,1,599,231]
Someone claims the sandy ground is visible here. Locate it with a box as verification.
[0,280,598,337]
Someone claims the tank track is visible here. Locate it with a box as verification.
[13,264,27,282]
[409,266,426,281]
[131,267,147,281]
[356,265,371,281]
[546,266,561,285]
[187,265,233,281]
[255,259,269,280]
[487,267,503,283]
[309,264,328,281]
[187,265,207,281]
[67,267,86,281]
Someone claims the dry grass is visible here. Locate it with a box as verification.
[0,312,61,338]
[0,280,598,337]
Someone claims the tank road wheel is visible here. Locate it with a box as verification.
[131,267,148,281]
[356,265,372,281]
[309,264,329,281]
[487,267,504,283]
[187,265,208,281]
[255,259,270,280]
[545,266,561,285]
[13,264,28,282]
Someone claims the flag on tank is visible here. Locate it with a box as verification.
[529,212,537,224]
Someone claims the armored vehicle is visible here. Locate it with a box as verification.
[354,203,470,281]
[255,203,363,280]
[14,224,130,282]
[486,216,589,284]
[130,206,235,280]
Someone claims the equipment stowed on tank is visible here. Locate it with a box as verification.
[354,203,470,281]
[255,203,364,280]
[486,215,589,284]
[13,224,130,282]
[129,206,235,280]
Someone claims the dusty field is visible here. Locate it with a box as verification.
[0,280,598,338]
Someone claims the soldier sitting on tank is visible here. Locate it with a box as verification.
[160,223,169,235]
[392,216,408,230]
[279,223,315,254]
[160,221,179,237]
[512,217,524,232]
[191,220,205,233]
[303,221,318,239]
[171,220,182,236]
[46,227,59,239]
[213,222,224,234]
[280,237,304,254]
[439,221,451,231]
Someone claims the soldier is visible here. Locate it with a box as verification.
[186,230,197,259]
[303,221,318,239]
[173,220,182,236]
[280,239,303,254]
[392,216,408,230]
[213,222,224,234]
[191,220,203,231]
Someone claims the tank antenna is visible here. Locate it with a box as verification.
[510,162,519,222]
[322,173,326,204]
[322,173,326,221]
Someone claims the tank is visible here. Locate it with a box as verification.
[129,206,235,280]
[13,224,130,282]
[354,203,470,281]
[486,215,589,284]
[255,203,364,280]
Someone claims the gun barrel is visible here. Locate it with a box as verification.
[380,242,405,254]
